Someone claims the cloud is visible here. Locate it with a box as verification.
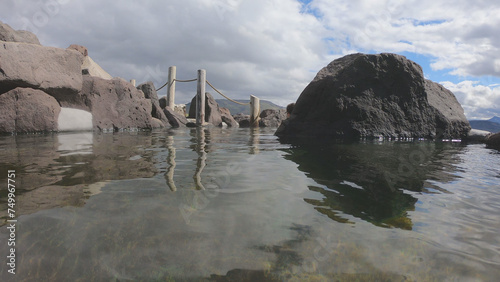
[1,0,499,113]
[0,0,331,106]
[441,81,500,119]
[309,0,500,78]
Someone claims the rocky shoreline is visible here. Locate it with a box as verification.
[1,20,499,149]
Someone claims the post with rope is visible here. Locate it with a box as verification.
[250,95,260,127]
[196,69,206,126]
[167,66,176,108]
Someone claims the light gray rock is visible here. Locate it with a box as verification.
[77,76,152,131]
[466,129,491,143]
[0,20,40,45]
[0,87,60,133]
[0,41,83,99]
[259,109,286,127]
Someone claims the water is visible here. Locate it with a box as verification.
[0,128,499,281]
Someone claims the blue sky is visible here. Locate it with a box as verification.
[1,0,499,119]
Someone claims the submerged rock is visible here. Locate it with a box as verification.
[276,53,470,140]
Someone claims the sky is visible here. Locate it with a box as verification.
[1,0,499,119]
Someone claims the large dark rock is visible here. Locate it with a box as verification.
[137,81,169,126]
[0,20,40,45]
[0,41,83,98]
[485,132,500,150]
[259,109,287,127]
[61,76,152,131]
[276,53,470,140]
[188,92,237,127]
[0,88,60,133]
[233,113,250,128]
[163,106,188,128]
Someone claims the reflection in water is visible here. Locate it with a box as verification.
[1,129,500,281]
[193,128,207,190]
[0,132,158,225]
[249,127,260,154]
[281,141,464,230]
[165,134,177,191]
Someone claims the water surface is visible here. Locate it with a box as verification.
[0,128,499,281]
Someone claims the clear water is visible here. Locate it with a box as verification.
[0,128,499,281]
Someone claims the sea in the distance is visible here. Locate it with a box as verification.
[0,127,499,281]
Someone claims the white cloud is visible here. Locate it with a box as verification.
[310,0,500,78]
[0,0,330,106]
[1,0,499,114]
[441,81,500,119]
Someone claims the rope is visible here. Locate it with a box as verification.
[206,80,250,106]
[156,81,169,92]
[175,78,198,83]
[155,78,198,92]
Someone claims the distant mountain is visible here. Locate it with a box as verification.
[469,120,500,133]
[186,99,284,116]
[489,116,500,124]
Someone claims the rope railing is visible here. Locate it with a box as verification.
[155,78,198,92]
[206,80,251,106]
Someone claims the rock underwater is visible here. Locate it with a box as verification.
[276,53,470,140]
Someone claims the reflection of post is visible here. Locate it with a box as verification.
[196,69,206,126]
[250,127,260,154]
[165,135,177,191]
[193,127,206,190]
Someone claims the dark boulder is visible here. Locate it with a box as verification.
[233,113,251,128]
[485,132,500,150]
[0,88,60,133]
[159,96,167,109]
[259,109,287,127]
[188,92,237,127]
[137,81,169,126]
[0,20,40,45]
[163,106,188,128]
[276,53,470,140]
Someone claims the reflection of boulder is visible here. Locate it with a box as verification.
[276,53,470,140]
[281,141,463,229]
[0,132,158,225]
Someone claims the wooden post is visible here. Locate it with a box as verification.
[196,69,206,126]
[167,66,176,108]
[250,95,260,127]
[130,79,136,87]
